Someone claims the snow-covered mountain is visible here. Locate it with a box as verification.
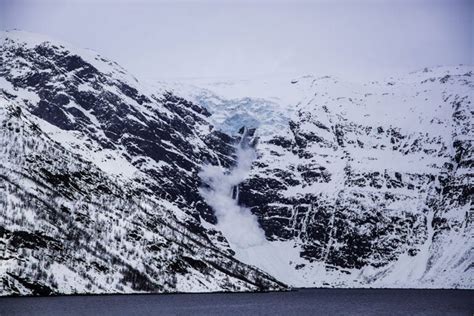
[0,31,284,295]
[0,30,472,295]
[160,68,473,288]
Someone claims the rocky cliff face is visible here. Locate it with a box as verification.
[0,31,284,295]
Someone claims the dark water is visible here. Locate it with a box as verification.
[1,288,473,316]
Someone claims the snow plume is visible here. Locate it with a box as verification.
[199,129,266,249]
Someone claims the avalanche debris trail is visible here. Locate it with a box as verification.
[199,127,266,249]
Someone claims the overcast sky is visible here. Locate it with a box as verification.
[1,0,472,81]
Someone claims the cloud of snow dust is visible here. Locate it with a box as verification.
[199,144,266,249]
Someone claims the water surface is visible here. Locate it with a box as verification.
[1,288,473,315]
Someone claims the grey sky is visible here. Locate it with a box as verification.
[1,0,472,81]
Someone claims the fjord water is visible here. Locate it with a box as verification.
[1,289,473,316]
